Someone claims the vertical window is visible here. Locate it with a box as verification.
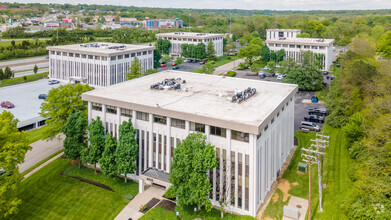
[106,105,117,114]
[153,133,156,167]
[231,130,249,143]
[158,134,162,169]
[137,112,149,121]
[171,118,185,129]
[238,153,243,208]
[210,126,226,137]
[92,103,102,111]
[245,155,249,211]
[154,115,167,125]
[231,151,235,205]
[216,147,220,201]
[190,122,205,133]
[121,108,132,118]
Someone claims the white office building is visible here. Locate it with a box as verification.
[47,42,155,87]
[265,29,334,71]
[82,70,297,217]
[156,32,224,57]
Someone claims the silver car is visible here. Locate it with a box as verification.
[299,121,321,132]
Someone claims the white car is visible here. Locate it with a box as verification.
[277,75,283,80]
[264,66,270,70]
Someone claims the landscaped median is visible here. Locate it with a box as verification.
[10,157,138,219]
[0,72,48,88]
[262,124,356,220]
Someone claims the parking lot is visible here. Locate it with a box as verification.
[235,68,327,131]
[157,61,202,72]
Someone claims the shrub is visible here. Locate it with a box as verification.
[226,71,236,77]
[164,187,176,199]
[139,204,147,212]
[237,63,250,70]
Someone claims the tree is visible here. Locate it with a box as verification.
[61,111,88,168]
[156,39,171,55]
[250,63,261,73]
[249,37,263,47]
[377,31,391,59]
[206,41,216,61]
[4,66,12,79]
[169,132,218,211]
[115,119,138,183]
[276,49,285,63]
[201,62,215,74]
[175,56,183,66]
[260,45,270,64]
[238,44,261,65]
[23,76,27,82]
[33,64,38,74]
[161,54,171,64]
[270,51,277,62]
[84,17,91,23]
[0,69,3,80]
[40,84,92,140]
[82,117,105,174]
[99,133,117,178]
[125,57,142,80]
[145,68,158,75]
[0,111,31,218]
[266,60,276,73]
[153,50,162,69]
[297,33,310,38]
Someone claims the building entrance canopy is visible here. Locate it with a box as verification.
[140,167,171,188]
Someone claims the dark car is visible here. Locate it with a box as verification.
[308,107,328,116]
[323,71,329,75]
[304,115,325,123]
[326,75,336,80]
[1,101,15,109]
[172,66,179,70]
[38,94,47,99]
[48,80,60,85]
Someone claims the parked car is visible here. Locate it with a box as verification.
[171,63,177,66]
[259,73,266,79]
[277,75,283,80]
[160,63,167,67]
[48,80,60,85]
[264,66,270,70]
[299,121,321,132]
[246,72,258,76]
[199,61,206,65]
[38,94,47,99]
[326,75,335,80]
[1,101,15,109]
[308,107,328,116]
[304,115,325,123]
[323,71,329,75]
[172,66,179,70]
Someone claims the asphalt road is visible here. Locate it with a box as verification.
[157,61,202,72]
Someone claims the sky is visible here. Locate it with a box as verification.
[8,0,391,10]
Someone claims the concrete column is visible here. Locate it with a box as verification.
[117,107,121,140]
[167,117,172,173]
[148,113,154,168]
[241,152,245,209]
[205,125,210,142]
[249,134,256,216]
[226,129,232,206]
[139,179,144,193]
[88,102,92,124]
[102,104,107,131]
[235,150,239,207]
[185,121,190,135]
[161,132,165,171]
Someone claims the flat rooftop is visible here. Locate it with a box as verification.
[47,42,155,56]
[156,32,224,39]
[265,38,334,46]
[267,29,301,32]
[82,71,297,134]
[0,79,62,128]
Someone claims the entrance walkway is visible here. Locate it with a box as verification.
[115,185,166,220]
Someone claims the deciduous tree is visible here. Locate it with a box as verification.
[40,84,92,139]
[115,119,138,183]
[161,54,171,64]
[175,56,183,66]
[169,133,218,211]
[156,39,171,55]
[0,111,31,218]
[99,134,118,178]
[201,62,215,74]
[238,44,261,65]
[206,41,216,61]
[82,117,105,174]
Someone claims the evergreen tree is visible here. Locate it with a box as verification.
[260,45,270,64]
[82,117,105,174]
[153,50,162,69]
[0,69,3,80]
[99,133,118,178]
[4,66,12,79]
[33,64,38,74]
[125,57,142,80]
[115,119,138,182]
[61,111,88,168]
[206,41,216,61]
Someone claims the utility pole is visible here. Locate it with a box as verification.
[302,146,324,220]
[311,133,329,212]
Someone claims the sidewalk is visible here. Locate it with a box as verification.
[115,186,166,220]
[213,58,245,75]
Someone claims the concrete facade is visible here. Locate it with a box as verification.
[82,70,298,217]
[47,42,155,87]
[265,29,334,71]
[156,32,224,57]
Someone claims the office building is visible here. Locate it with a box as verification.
[156,32,224,57]
[265,29,334,71]
[142,19,183,30]
[47,42,155,87]
[82,70,298,217]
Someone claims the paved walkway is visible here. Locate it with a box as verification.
[213,58,245,75]
[19,134,64,173]
[115,186,166,220]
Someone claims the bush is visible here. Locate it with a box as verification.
[226,71,236,77]
[125,194,134,200]
[237,63,250,70]
[164,187,176,199]
[139,204,147,212]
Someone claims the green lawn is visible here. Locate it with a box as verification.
[0,39,49,47]
[213,55,239,67]
[26,125,49,144]
[262,124,356,219]
[8,158,138,220]
[141,204,255,220]
[0,72,48,88]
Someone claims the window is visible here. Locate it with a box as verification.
[88,55,93,59]
[121,108,132,117]
[282,106,285,111]
[131,53,135,57]
[143,51,147,55]
[125,54,130,58]
[171,118,185,129]
[210,126,226,137]
[257,132,262,140]
[271,118,274,124]
[297,45,301,48]
[312,46,318,49]
[154,115,167,125]
[289,44,295,48]
[278,32,284,37]
[277,112,280,117]
[92,103,102,111]
[106,105,117,114]
[148,50,152,54]
[232,130,249,143]
[51,51,55,55]
[137,111,149,121]
[190,122,205,133]
[137,52,141,56]
[95,56,100,60]
[69,53,74,57]
[102,56,107,61]
[238,153,243,208]
[56,52,61,55]
[264,125,269,131]
[111,56,116,61]
[75,53,80,58]
[82,54,86,58]
[245,155,249,211]
[118,55,123,60]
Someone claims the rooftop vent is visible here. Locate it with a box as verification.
[80,43,100,48]
[231,87,256,103]
[150,78,186,90]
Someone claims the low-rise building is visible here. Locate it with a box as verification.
[82,70,298,217]
[47,42,155,87]
[156,32,224,57]
[44,20,59,28]
[265,29,334,71]
[142,19,183,30]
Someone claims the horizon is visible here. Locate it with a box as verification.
[5,0,391,11]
